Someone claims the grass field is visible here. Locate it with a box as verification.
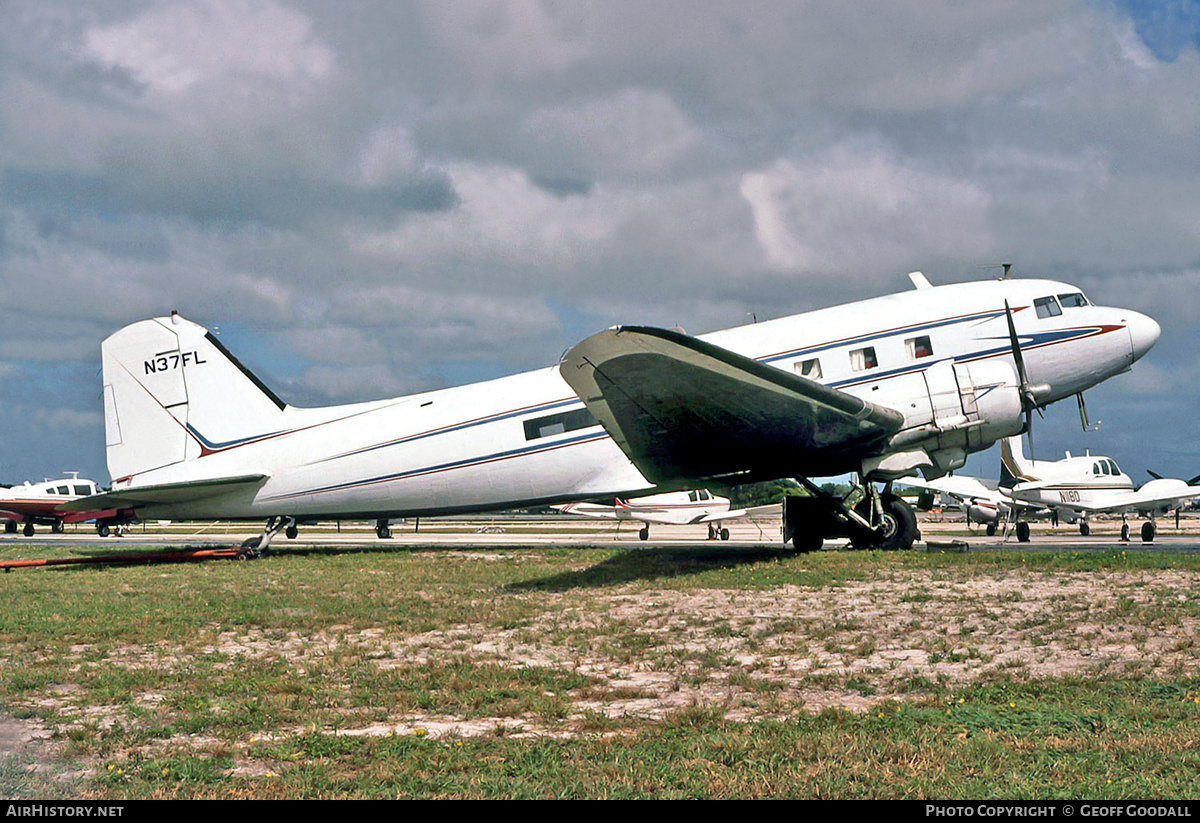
[2,538,1200,799]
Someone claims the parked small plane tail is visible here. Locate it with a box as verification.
[102,313,288,481]
[999,435,1037,488]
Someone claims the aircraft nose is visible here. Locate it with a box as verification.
[1125,311,1160,362]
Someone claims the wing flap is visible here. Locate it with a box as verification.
[559,326,904,484]
[60,474,269,511]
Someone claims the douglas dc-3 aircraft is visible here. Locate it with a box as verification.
[555,489,748,541]
[65,272,1159,555]
[0,473,116,536]
[907,436,1200,543]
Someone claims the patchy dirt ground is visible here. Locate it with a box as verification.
[5,563,1199,783]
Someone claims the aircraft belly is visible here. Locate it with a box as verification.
[237,430,645,518]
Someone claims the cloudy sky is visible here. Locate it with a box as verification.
[1,0,1198,487]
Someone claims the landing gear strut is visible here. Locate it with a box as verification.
[783,478,919,552]
[375,519,392,539]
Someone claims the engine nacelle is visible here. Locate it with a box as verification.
[966,503,1000,524]
[862,359,1025,480]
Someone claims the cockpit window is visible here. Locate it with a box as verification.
[1058,293,1088,308]
[1034,296,1062,318]
[1106,459,1120,475]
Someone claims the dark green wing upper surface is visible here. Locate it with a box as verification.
[559,326,904,485]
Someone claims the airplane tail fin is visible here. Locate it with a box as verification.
[101,313,288,482]
[999,435,1037,488]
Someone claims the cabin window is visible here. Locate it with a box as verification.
[849,346,878,371]
[688,491,699,502]
[1059,293,1088,308]
[523,407,598,441]
[905,335,934,360]
[699,490,711,501]
[56,486,70,495]
[73,485,91,496]
[1093,462,1104,476]
[1034,296,1062,318]
[794,358,822,380]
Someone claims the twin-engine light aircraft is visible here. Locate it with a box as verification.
[908,436,1200,542]
[0,474,116,536]
[555,489,747,541]
[65,272,1159,554]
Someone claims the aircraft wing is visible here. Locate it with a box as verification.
[1016,482,1200,516]
[696,508,748,523]
[559,326,905,485]
[60,474,270,512]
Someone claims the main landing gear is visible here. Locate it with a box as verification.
[783,478,919,553]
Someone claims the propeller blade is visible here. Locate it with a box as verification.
[1148,470,1164,480]
[1004,300,1036,460]
[1003,300,1030,387]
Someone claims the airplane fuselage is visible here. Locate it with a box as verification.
[106,277,1158,522]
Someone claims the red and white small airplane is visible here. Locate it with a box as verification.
[0,474,118,536]
[908,436,1200,542]
[555,489,748,541]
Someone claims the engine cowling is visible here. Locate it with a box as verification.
[862,359,1024,479]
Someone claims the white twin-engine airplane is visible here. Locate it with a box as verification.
[908,436,1200,543]
[1002,435,1200,543]
[0,473,113,536]
[555,489,748,541]
[66,272,1159,555]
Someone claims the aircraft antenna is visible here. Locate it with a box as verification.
[1002,263,1012,279]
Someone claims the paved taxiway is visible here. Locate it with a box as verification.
[4,513,1200,555]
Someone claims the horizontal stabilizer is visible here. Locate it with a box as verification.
[559,326,904,484]
[61,474,269,512]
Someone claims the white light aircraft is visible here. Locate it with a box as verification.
[555,489,747,541]
[65,272,1159,555]
[907,436,1200,542]
[1001,435,1200,542]
[0,473,116,536]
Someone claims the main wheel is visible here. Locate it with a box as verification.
[877,495,918,551]
[986,522,997,537]
[719,527,730,541]
[1016,521,1030,543]
[791,532,822,553]
[1141,521,1156,542]
[638,526,649,541]
[1121,523,1130,541]
[22,522,34,537]
[1079,522,1090,536]
[285,524,298,539]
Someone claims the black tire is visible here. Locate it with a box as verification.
[1016,521,1030,543]
[720,528,730,541]
[22,522,34,537]
[986,522,997,537]
[1079,522,1090,536]
[1141,522,1156,543]
[4,521,16,534]
[791,533,823,553]
[97,523,110,538]
[878,495,918,551]
[1121,523,1130,541]
[285,524,298,540]
[638,527,649,541]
